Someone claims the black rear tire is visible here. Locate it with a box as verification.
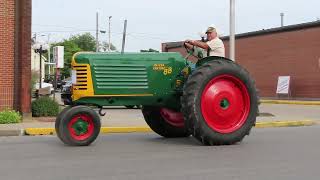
[181,58,258,145]
[58,106,101,146]
[142,106,190,138]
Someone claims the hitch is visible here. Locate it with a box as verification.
[98,106,106,116]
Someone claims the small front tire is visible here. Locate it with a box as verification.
[55,106,72,141]
[58,106,101,146]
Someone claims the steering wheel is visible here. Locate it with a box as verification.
[183,42,194,55]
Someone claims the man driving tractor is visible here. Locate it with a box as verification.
[185,26,226,58]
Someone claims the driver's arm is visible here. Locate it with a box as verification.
[186,40,209,50]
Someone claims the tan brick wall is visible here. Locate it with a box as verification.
[0,0,32,113]
[0,0,15,110]
[163,26,320,98]
[227,27,320,98]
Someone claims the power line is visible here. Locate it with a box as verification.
[33,23,171,38]
[129,32,171,37]
[127,33,167,40]
[32,29,180,44]
[32,24,91,30]
[32,30,96,33]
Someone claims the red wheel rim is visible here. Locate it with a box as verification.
[68,114,95,141]
[200,74,250,134]
[160,108,184,127]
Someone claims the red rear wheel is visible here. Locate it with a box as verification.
[201,75,250,133]
[181,58,258,145]
[159,108,184,128]
[142,106,190,138]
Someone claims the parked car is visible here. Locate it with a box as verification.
[61,78,72,92]
[33,82,54,97]
[61,79,72,105]
[45,74,64,89]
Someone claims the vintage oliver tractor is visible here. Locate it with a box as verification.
[57,51,259,146]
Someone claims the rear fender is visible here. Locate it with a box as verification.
[196,56,233,68]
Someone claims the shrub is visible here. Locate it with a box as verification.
[32,97,59,117]
[0,109,22,124]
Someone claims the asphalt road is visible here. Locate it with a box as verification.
[0,125,320,180]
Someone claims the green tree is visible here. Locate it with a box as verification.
[50,33,118,78]
[69,33,96,51]
[140,48,159,53]
[101,41,117,52]
[51,40,82,77]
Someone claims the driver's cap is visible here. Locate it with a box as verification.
[205,27,216,34]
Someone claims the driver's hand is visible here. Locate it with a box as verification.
[185,39,192,44]
[184,41,194,51]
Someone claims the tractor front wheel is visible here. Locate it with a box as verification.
[57,106,101,146]
[142,106,190,138]
[55,106,72,141]
[181,59,258,145]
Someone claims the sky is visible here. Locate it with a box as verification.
[32,0,320,52]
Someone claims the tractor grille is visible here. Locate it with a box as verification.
[93,64,149,90]
[73,65,88,90]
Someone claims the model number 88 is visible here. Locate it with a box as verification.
[163,67,172,75]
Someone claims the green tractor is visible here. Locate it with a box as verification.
[57,50,259,146]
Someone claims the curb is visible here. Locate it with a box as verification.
[100,127,152,133]
[260,100,320,105]
[25,128,55,135]
[21,120,318,136]
[0,129,24,136]
[255,120,317,128]
[24,127,153,136]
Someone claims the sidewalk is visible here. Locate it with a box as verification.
[0,104,319,136]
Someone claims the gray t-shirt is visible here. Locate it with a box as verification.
[206,37,225,58]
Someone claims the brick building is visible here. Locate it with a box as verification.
[0,0,32,116]
[162,21,320,98]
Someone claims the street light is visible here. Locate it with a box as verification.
[99,30,106,52]
[99,15,112,52]
[33,42,49,89]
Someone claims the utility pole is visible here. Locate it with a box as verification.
[47,34,51,75]
[229,0,235,61]
[96,12,99,52]
[280,13,284,27]
[121,19,127,54]
[39,45,43,89]
[108,16,112,51]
